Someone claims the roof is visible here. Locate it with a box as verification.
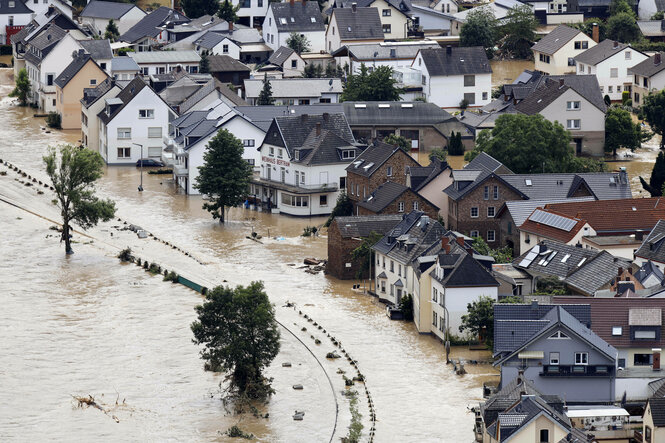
[357,181,411,212]
[342,101,455,126]
[635,219,665,264]
[531,25,583,56]
[518,209,587,244]
[331,7,383,41]
[635,260,665,286]
[486,395,572,442]
[418,46,491,76]
[270,1,325,32]
[409,158,449,192]
[629,52,665,78]
[197,28,263,47]
[638,20,665,38]
[345,141,414,177]
[167,14,223,33]
[128,50,201,64]
[120,7,189,43]
[372,211,447,265]
[338,41,440,61]
[499,172,631,201]
[244,78,343,99]
[24,24,68,65]
[649,397,665,427]
[268,112,355,156]
[268,46,296,67]
[468,151,510,173]
[81,77,118,107]
[54,54,105,89]
[332,215,403,238]
[430,252,498,288]
[497,197,595,227]
[516,75,606,115]
[207,55,250,72]
[0,0,33,15]
[79,39,113,60]
[111,56,140,72]
[232,103,343,130]
[97,76,150,124]
[295,129,360,166]
[80,0,139,19]
[574,39,633,66]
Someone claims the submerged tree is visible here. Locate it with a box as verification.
[383,134,410,152]
[181,0,219,18]
[643,90,665,148]
[460,6,497,58]
[324,191,353,227]
[341,64,403,102]
[43,145,116,254]
[191,281,280,398]
[605,106,650,157]
[10,68,31,106]
[459,296,521,348]
[641,151,665,197]
[199,52,210,74]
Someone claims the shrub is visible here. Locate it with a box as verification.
[163,271,179,282]
[224,425,254,439]
[46,112,61,129]
[148,262,161,274]
[302,226,318,237]
[117,247,133,262]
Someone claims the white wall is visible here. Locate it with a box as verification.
[81,85,121,155]
[232,0,269,27]
[577,47,649,101]
[30,33,82,111]
[540,88,605,136]
[0,13,32,45]
[82,7,145,37]
[208,38,241,59]
[374,251,410,305]
[534,32,596,75]
[432,279,498,335]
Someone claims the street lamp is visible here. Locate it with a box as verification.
[133,143,143,192]
[442,305,451,364]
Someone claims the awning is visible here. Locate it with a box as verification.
[394,279,404,287]
[377,272,387,279]
[241,43,272,53]
[111,42,132,50]
[517,351,544,359]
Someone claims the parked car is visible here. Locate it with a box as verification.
[136,159,164,167]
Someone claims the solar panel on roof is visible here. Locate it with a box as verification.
[529,209,577,232]
[518,248,538,268]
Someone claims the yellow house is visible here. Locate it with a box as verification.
[644,398,665,443]
[55,53,109,130]
[328,0,413,39]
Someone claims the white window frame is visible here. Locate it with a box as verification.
[117,147,131,159]
[487,207,495,218]
[398,201,405,212]
[117,128,131,139]
[148,127,162,138]
[566,101,581,110]
[575,352,588,365]
[567,119,581,130]
[470,207,478,218]
[138,109,154,119]
[487,230,495,242]
[549,352,560,365]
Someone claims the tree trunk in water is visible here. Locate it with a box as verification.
[63,221,73,255]
[219,204,225,223]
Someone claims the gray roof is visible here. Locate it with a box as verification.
[194,30,226,49]
[0,0,33,15]
[357,181,411,212]
[635,261,665,286]
[168,14,222,33]
[111,56,140,72]
[430,252,498,288]
[649,397,665,427]
[128,50,201,64]
[342,101,455,126]
[120,7,189,43]
[345,141,413,177]
[516,75,607,114]
[54,53,105,88]
[636,220,665,264]
[270,1,325,32]
[207,55,250,72]
[638,20,665,37]
[409,158,449,192]
[332,0,414,15]
[200,28,263,46]
[574,39,632,66]
[268,46,296,67]
[531,25,582,56]
[332,214,403,238]
[419,46,491,76]
[233,103,343,131]
[372,211,447,265]
[467,151,510,173]
[97,76,149,124]
[500,172,631,200]
[80,0,140,19]
[81,77,118,107]
[339,41,440,61]
[295,129,360,166]
[24,24,68,65]
[244,78,343,99]
[629,52,665,78]
[498,197,595,227]
[80,39,113,60]
[332,7,383,40]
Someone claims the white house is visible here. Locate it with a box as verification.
[128,50,201,76]
[119,6,189,52]
[252,113,359,216]
[333,40,439,74]
[81,77,122,155]
[193,27,271,64]
[79,0,146,37]
[629,52,665,108]
[243,77,343,105]
[0,0,33,45]
[575,39,649,102]
[431,0,458,14]
[265,46,306,77]
[110,56,140,83]
[29,0,74,19]
[326,6,384,54]
[79,39,113,74]
[413,45,492,108]
[532,24,597,75]
[328,0,413,40]
[409,5,453,33]
[262,0,325,53]
[97,76,176,165]
[230,0,269,27]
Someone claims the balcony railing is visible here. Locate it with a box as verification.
[174,164,188,176]
[540,365,614,377]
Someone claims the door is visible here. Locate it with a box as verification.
[396,288,402,304]
[654,352,661,370]
[574,138,582,155]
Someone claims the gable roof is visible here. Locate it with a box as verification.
[346,141,417,177]
[635,219,665,264]
[331,7,383,40]
[269,112,355,155]
[80,0,140,19]
[270,1,325,32]
[111,56,140,72]
[79,39,113,60]
[409,158,449,192]
[629,52,665,78]
[516,76,607,114]
[332,214,403,238]
[0,0,33,15]
[649,397,665,427]
[268,46,297,67]
[487,395,573,442]
[418,46,491,76]
[337,41,440,61]
[23,24,69,65]
[232,103,343,130]
[295,128,360,166]
[430,252,499,288]
[518,208,588,244]
[468,151,511,174]
[81,77,119,107]
[499,172,631,201]
[372,210,447,263]
[574,39,636,66]
[635,260,665,286]
[54,53,106,89]
[342,101,455,126]
[637,20,665,38]
[531,25,583,56]
[120,7,189,43]
[128,50,201,64]
[207,54,250,72]
[357,181,411,212]
[97,76,166,124]
[244,78,343,99]
[496,197,595,227]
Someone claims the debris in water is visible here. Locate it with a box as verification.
[71,394,120,423]
[293,410,305,420]
[292,384,303,390]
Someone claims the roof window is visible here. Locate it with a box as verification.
[280,17,287,24]
[525,179,532,186]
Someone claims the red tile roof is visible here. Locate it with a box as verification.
[518,209,587,244]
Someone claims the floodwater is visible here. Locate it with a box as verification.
[0,68,498,442]
[490,60,535,87]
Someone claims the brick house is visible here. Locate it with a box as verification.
[345,141,420,213]
[356,181,439,218]
[326,214,402,280]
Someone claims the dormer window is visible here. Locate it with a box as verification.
[341,150,355,160]
[294,150,300,160]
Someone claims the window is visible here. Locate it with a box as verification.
[617,85,621,92]
[487,230,495,242]
[493,186,498,200]
[470,207,478,218]
[390,260,394,272]
[549,331,569,339]
[568,57,575,67]
[575,352,588,365]
[277,148,283,159]
[612,326,622,336]
[141,67,149,75]
[433,288,438,302]
[578,63,584,72]
[282,193,309,207]
[539,53,550,64]
[464,75,475,87]
[222,44,229,54]
[280,17,287,24]
[539,429,549,443]
[482,92,488,101]
[398,201,405,212]
[8,1,14,7]
[382,8,391,15]
[463,92,475,105]
[635,330,657,339]
[608,85,613,93]
[310,16,315,22]
[625,50,631,60]
[341,150,355,159]
[587,66,591,74]
[46,73,54,86]
[320,195,328,206]
[117,128,131,139]
[487,207,495,218]
[421,75,426,86]
[117,147,131,159]
[413,201,419,211]
[574,41,588,49]
[567,101,581,110]
[138,109,154,119]
[382,24,391,33]
[483,186,489,200]
[610,68,618,78]
[386,166,393,177]
[646,426,652,443]
[243,139,255,147]
[567,119,581,130]
[470,230,479,237]
[600,86,604,93]
[291,59,297,69]
[269,147,274,156]
[644,77,648,88]
[340,177,346,190]
[433,311,438,327]
[635,353,653,366]
[549,352,559,365]
[148,127,162,138]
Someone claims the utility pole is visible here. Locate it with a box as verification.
[133,143,144,192]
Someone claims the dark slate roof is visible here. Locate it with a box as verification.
[332,214,403,238]
[635,220,665,264]
[501,172,631,200]
[207,55,250,72]
[170,109,208,129]
[120,7,189,43]
[543,75,606,112]
[372,211,447,265]
[80,0,138,19]
[295,129,360,166]
[635,260,665,286]
[629,52,665,78]
[342,101,455,126]
[531,25,582,56]
[268,46,296,67]
[409,158,449,192]
[24,24,67,65]
[0,0,33,15]
[574,39,632,65]
[494,302,591,325]
[269,113,355,156]
[97,76,148,124]
[233,103,344,131]
[467,151,511,174]
[487,395,572,442]
[357,181,410,212]
[332,7,383,40]
[81,77,117,107]
[515,79,571,115]
[80,39,113,60]
[516,75,607,114]
[194,30,225,49]
[54,54,104,88]
[430,253,499,288]
[345,141,412,177]
[333,0,413,15]
[649,397,665,427]
[270,1,325,32]
[419,46,491,76]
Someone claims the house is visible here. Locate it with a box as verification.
[327,0,413,40]
[531,25,597,75]
[157,71,220,115]
[206,55,250,87]
[79,0,146,37]
[230,0,270,27]
[110,56,140,84]
[492,263,534,297]
[78,39,113,75]
[163,15,226,44]
[262,0,326,53]
[243,77,343,105]
[96,76,176,165]
[332,41,438,75]
[635,220,665,271]
[493,302,617,403]
[252,113,361,216]
[326,214,402,279]
[516,208,594,255]
[639,0,665,20]
[637,20,665,42]
[567,0,611,19]
[356,181,440,218]
[514,240,632,296]
[54,52,109,129]
[119,6,189,52]
[644,397,665,443]
[575,39,649,102]
[326,6,384,54]
[409,5,454,33]
[450,0,527,35]
[193,27,271,64]
[0,0,33,45]
[406,158,452,220]
[128,50,201,76]
[413,46,492,109]
[80,78,121,153]
[263,46,306,77]
[344,141,420,209]
[629,52,665,108]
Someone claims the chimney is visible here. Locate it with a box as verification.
[301,114,308,122]
[228,21,233,31]
[316,122,321,136]
[446,45,452,55]
[531,299,538,311]
[613,40,619,49]
[559,78,565,87]
[456,237,465,246]
[656,53,662,65]
[351,2,357,12]
[592,23,599,43]
[442,237,449,249]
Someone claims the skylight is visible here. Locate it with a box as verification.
[401,104,413,108]
[310,17,316,22]
[525,179,532,186]
[354,104,366,108]
[290,17,295,22]
[280,18,287,24]
[578,257,586,267]
[378,104,390,108]
[348,27,352,32]
[561,253,571,263]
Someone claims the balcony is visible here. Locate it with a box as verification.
[251,176,339,194]
[174,164,188,176]
[540,365,614,377]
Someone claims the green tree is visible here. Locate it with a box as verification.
[460,6,497,58]
[324,191,353,227]
[286,32,310,54]
[607,13,640,43]
[194,129,252,223]
[472,236,513,263]
[653,11,664,19]
[571,18,607,42]
[303,63,323,78]
[341,64,403,101]
[605,106,650,156]
[643,90,665,148]
[351,231,383,279]
[217,0,239,22]
[610,0,635,16]
[399,294,414,321]
[383,134,410,152]
[429,147,448,163]
[498,4,538,59]
[641,151,665,196]
[191,281,280,398]
[43,145,116,254]
[448,131,465,155]
[459,296,522,348]
[533,276,567,295]
[9,67,31,106]
[257,77,274,105]
[181,0,219,18]
[104,19,120,42]
[199,52,210,74]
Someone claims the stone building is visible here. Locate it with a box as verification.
[356,181,439,219]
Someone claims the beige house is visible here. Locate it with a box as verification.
[81,78,121,154]
[532,25,596,75]
[406,158,452,221]
[55,53,109,130]
[644,398,665,443]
